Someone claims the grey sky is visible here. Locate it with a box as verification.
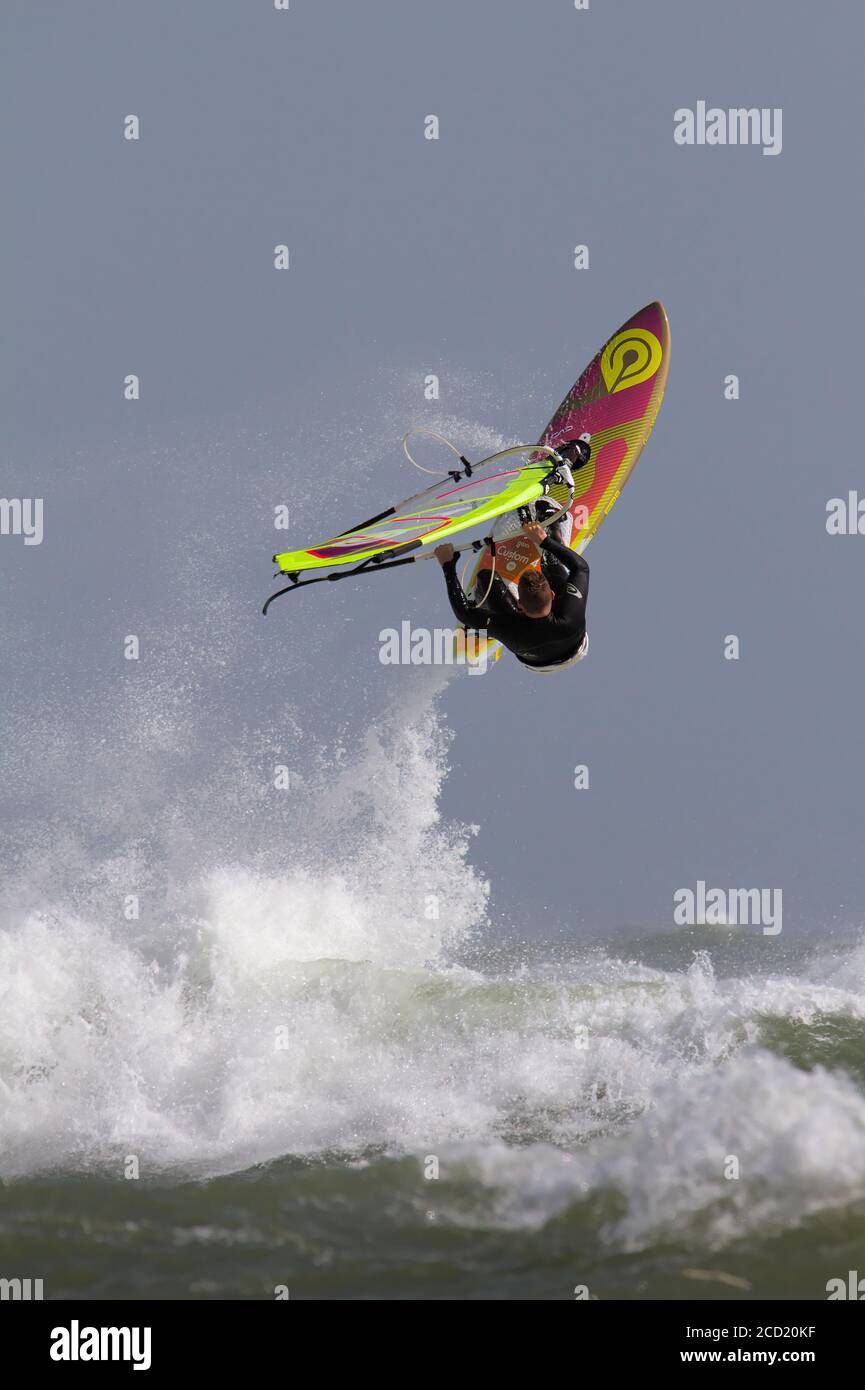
[2,1,863,939]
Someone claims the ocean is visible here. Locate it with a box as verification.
[2,682,864,1301]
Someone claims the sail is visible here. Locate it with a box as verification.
[273,448,554,575]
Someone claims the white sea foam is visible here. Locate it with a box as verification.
[2,678,865,1259]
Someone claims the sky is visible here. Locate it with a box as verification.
[2,0,863,939]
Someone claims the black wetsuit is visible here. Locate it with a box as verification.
[442,535,589,668]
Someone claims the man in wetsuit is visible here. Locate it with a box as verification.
[435,435,591,672]
[435,519,589,673]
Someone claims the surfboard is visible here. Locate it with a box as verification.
[457,300,671,664]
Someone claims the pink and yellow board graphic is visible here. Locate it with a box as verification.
[460,301,671,662]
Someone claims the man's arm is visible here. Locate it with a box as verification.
[541,535,589,599]
[435,544,493,629]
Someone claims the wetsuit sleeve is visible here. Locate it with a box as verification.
[541,536,589,600]
[441,558,493,630]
